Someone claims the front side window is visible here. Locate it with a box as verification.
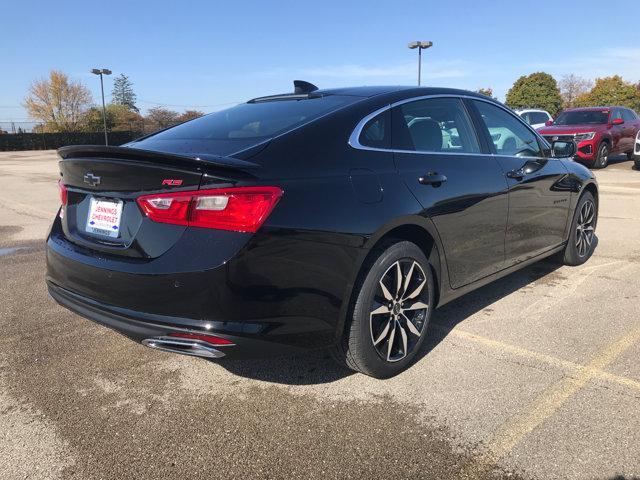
[621,109,636,121]
[391,97,480,154]
[611,109,623,122]
[473,101,543,157]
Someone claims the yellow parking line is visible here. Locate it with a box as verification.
[452,322,640,476]
[436,326,640,393]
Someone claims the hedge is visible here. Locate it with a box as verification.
[0,131,143,151]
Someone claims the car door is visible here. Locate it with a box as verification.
[610,109,626,153]
[468,99,572,267]
[621,109,638,152]
[391,96,509,289]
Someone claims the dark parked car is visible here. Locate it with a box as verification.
[47,83,599,378]
[539,106,640,169]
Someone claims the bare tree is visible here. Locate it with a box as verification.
[146,106,179,131]
[23,70,93,132]
[559,74,593,109]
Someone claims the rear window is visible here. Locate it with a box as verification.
[134,95,356,155]
[553,110,609,125]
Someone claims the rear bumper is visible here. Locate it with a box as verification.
[46,216,355,358]
[47,281,317,358]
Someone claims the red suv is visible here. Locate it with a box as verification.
[539,106,640,168]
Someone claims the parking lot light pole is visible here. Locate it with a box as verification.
[91,68,112,145]
[408,41,433,86]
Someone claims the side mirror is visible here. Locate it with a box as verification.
[612,118,624,125]
[545,119,554,126]
[552,140,576,158]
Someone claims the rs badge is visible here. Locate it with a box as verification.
[162,179,183,186]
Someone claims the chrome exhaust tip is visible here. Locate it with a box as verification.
[141,336,226,359]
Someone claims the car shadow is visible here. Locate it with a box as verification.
[216,258,562,385]
[605,154,633,169]
[418,259,561,360]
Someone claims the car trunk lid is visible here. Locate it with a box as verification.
[57,145,260,259]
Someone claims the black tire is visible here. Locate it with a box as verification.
[627,151,634,161]
[593,142,609,169]
[635,160,640,170]
[332,241,435,379]
[561,191,597,266]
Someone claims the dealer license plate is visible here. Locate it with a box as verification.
[85,197,123,238]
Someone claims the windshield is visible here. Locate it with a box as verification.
[553,110,609,125]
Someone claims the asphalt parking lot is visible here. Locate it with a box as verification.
[1,150,639,480]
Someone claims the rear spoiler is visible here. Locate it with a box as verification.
[57,145,261,174]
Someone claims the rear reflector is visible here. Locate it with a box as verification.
[168,332,234,345]
[136,186,282,233]
[58,180,68,206]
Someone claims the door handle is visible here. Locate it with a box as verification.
[418,172,447,187]
[506,168,525,180]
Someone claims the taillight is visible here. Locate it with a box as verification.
[58,180,68,206]
[136,186,282,233]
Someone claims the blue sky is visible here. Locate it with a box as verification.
[2,0,639,123]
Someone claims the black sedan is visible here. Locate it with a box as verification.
[46,82,598,378]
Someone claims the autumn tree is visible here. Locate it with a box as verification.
[574,76,640,110]
[177,110,204,122]
[476,87,495,99]
[23,70,93,132]
[81,103,143,132]
[111,74,138,112]
[146,106,179,130]
[82,106,115,132]
[558,74,593,109]
[505,72,562,116]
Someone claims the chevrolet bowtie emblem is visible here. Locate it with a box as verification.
[84,173,101,187]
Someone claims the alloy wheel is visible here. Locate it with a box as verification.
[598,144,609,167]
[635,131,640,156]
[370,259,429,362]
[576,200,596,258]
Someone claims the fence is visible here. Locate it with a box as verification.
[0,130,144,151]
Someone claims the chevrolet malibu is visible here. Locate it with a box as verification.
[46,83,599,378]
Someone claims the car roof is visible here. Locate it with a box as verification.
[315,85,495,100]
[251,85,498,102]
[565,106,620,111]
[514,108,549,113]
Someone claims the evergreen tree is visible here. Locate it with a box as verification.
[111,74,138,112]
[505,72,562,116]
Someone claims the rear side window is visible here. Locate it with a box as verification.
[473,101,543,157]
[359,109,391,149]
[391,97,480,154]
